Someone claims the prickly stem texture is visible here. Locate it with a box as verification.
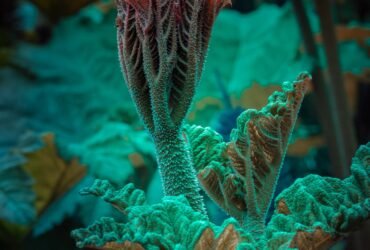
[115,0,230,213]
[153,130,206,214]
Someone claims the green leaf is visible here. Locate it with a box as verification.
[187,74,309,227]
[266,142,370,249]
[68,122,156,188]
[79,179,146,213]
[72,181,226,249]
[32,176,94,236]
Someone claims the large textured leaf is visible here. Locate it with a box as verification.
[0,12,135,153]
[32,175,94,236]
[197,4,313,100]
[72,142,370,249]
[265,142,370,249]
[186,74,309,228]
[72,180,248,249]
[68,122,156,188]
[72,181,218,249]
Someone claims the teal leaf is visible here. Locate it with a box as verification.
[72,181,239,249]
[198,4,313,99]
[79,179,146,213]
[266,142,370,248]
[186,75,309,229]
[0,154,36,225]
[32,176,94,236]
[68,122,155,187]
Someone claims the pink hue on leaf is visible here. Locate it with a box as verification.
[115,0,230,133]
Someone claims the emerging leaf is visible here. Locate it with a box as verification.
[186,73,310,230]
[116,0,231,132]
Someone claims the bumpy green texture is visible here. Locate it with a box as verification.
[185,74,310,234]
[71,143,370,250]
[265,142,370,249]
[115,0,230,214]
[79,179,147,212]
[72,179,240,249]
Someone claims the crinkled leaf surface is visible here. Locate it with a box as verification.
[186,75,309,225]
[265,142,370,249]
[72,141,370,249]
[72,180,245,249]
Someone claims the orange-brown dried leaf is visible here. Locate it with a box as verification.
[23,133,86,214]
[195,224,240,250]
[289,228,337,250]
[216,224,240,249]
[195,228,215,250]
[98,241,145,250]
[276,199,290,215]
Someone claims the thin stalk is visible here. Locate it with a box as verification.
[293,0,356,178]
[314,0,357,174]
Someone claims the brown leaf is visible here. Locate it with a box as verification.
[195,224,240,250]
[289,228,338,250]
[98,241,145,250]
[195,228,215,250]
[23,133,86,214]
[276,199,290,215]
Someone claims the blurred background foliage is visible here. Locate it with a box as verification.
[0,0,369,249]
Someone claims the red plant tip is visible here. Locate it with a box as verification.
[115,0,229,130]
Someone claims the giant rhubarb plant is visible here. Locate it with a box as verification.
[72,0,370,249]
[115,0,230,214]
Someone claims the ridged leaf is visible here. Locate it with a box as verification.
[266,142,370,249]
[79,179,147,213]
[186,73,310,225]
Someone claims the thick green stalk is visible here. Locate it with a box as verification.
[116,0,230,214]
[153,129,206,215]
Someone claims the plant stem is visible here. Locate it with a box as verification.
[314,0,357,174]
[243,214,265,237]
[293,0,357,178]
[153,129,207,215]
